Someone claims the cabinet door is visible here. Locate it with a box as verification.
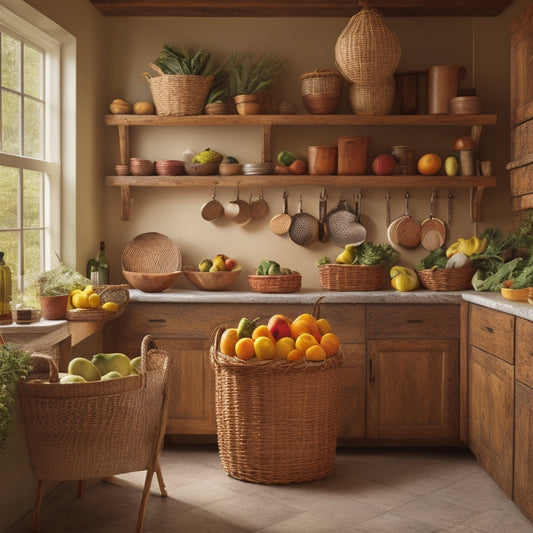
[337,343,366,440]
[469,345,514,497]
[118,336,216,435]
[366,339,459,443]
[514,381,533,521]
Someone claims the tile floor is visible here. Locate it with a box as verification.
[7,444,533,533]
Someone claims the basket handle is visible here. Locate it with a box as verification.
[28,353,60,383]
[312,296,325,319]
[141,334,158,374]
[149,62,165,77]
[209,324,227,368]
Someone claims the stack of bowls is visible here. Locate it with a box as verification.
[242,162,272,175]
[155,160,184,176]
[130,158,155,176]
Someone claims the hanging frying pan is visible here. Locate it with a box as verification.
[389,192,421,249]
[289,195,318,246]
[420,189,446,251]
[326,194,366,248]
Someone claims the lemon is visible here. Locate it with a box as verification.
[444,155,458,176]
[88,293,101,308]
[102,301,119,312]
[72,292,90,309]
[83,284,94,296]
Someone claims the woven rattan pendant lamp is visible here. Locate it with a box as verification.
[335,0,401,114]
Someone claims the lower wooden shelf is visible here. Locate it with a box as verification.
[105,173,497,222]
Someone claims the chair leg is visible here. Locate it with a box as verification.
[135,468,155,533]
[155,460,167,497]
[31,479,44,533]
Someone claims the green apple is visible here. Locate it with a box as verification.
[91,352,131,376]
[67,357,101,382]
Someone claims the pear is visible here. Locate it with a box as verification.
[60,374,87,383]
[130,356,141,375]
[67,357,101,382]
[336,244,357,265]
[198,259,212,272]
[101,370,123,380]
[91,352,131,377]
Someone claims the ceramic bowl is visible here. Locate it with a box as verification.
[184,162,219,176]
[219,163,243,176]
[182,266,241,291]
[122,270,180,292]
[303,93,341,115]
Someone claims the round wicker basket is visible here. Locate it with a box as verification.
[416,265,475,291]
[319,263,386,291]
[335,8,401,84]
[121,232,182,274]
[349,78,396,115]
[248,273,302,293]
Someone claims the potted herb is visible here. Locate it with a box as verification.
[227,52,285,115]
[30,261,89,320]
[204,66,230,115]
[0,343,32,455]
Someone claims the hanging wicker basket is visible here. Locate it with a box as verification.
[348,77,396,115]
[335,8,401,84]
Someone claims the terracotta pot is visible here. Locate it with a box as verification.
[205,102,228,115]
[337,136,370,175]
[307,145,338,175]
[40,294,69,320]
[234,94,263,115]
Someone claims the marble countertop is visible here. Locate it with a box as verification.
[463,292,533,321]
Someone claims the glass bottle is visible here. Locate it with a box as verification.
[0,251,13,325]
[88,241,109,285]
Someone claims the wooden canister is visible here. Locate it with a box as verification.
[307,145,338,175]
[391,145,416,175]
[427,65,466,114]
[337,136,370,175]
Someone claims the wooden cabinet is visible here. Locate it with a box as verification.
[468,304,515,497]
[104,114,497,221]
[514,318,533,521]
[509,2,533,211]
[365,304,460,444]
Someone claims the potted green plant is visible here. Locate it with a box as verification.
[227,52,285,115]
[0,343,32,455]
[30,261,89,320]
[204,67,230,115]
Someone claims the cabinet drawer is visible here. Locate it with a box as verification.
[469,305,515,364]
[366,304,460,339]
[516,318,533,388]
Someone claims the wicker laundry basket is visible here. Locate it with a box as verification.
[17,335,171,533]
[210,300,342,485]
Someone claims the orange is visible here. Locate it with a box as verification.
[295,332,319,353]
[252,324,275,343]
[287,348,305,361]
[274,337,295,359]
[316,318,332,336]
[219,328,239,357]
[320,332,341,358]
[290,319,315,339]
[305,344,327,361]
[235,337,255,360]
[254,336,275,360]
[293,313,318,328]
[417,153,442,176]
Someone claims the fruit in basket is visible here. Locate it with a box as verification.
[101,370,123,380]
[91,352,131,377]
[198,259,213,272]
[267,314,292,340]
[102,302,119,312]
[320,332,341,358]
[317,318,332,335]
[305,344,327,361]
[295,332,319,353]
[254,336,276,360]
[252,325,275,343]
[68,357,101,382]
[336,244,357,265]
[210,254,227,272]
[220,328,240,357]
[192,148,223,164]
[293,313,322,341]
[130,356,141,374]
[237,317,260,339]
[274,337,295,359]
[60,374,87,383]
[235,337,255,360]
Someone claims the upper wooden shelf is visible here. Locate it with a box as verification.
[91,1,514,17]
[105,114,498,127]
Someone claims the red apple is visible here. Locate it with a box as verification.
[225,258,237,271]
[267,314,292,340]
[372,153,397,175]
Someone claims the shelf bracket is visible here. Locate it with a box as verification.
[118,125,130,165]
[470,186,485,222]
[120,185,131,221]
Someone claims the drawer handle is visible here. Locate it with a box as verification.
[148,318,166,323]
[406,319,423,324]
[483,326,494,334]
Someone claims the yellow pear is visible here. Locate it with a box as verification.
[101,370,123,380]
[67,357,101,382]
[130,356,142,375]
[91,352,131,376]
[60,374,87,383]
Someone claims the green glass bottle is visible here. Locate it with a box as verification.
[96,241,109,285]
[0,251,13,325]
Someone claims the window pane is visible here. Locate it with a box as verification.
[22,169,41,228]
[23,43,42,99]
[23,97,42,157]
[0,165,19,229]
[2,90,20,154]
[1,33,20,91]
[23,228,42,301]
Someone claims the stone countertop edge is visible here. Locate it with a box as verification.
[462,292,533,321]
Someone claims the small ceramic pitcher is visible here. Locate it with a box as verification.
[427,65,466,114]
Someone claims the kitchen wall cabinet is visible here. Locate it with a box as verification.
[513,318,533,521]
[366,304,460,443]
[468,305,515,498]
[104,114,497,222]
[509,1,533,211]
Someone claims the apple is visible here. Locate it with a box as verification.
[372,153,397,175]
[267,314,292,341]
[225,258,237,271]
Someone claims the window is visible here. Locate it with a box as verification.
[0,8,60,305]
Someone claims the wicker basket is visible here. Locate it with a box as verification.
[210,324,342,484]
[319,263,386,291]
[349,77,396,115]
[335,8,401,84]
[65,284,129,321]
[146,66,213,116]
[248,273,302,293]
[122,232,182,273]
[17,335,171,532]
[417,265,475,291]
[300,68,344,97]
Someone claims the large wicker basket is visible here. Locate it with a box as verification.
[248,273,302,293]
[18,335,171,533]
[146,63,213,116]
[210,323,342,484]
[417,265,475,291]
[319,263,386,291]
